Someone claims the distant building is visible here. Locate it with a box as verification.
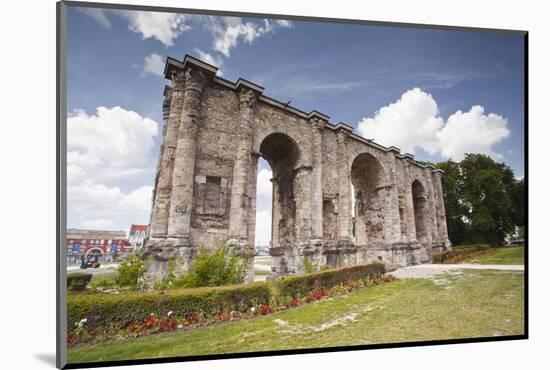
[66,229,133,256]
[129,224,149,250]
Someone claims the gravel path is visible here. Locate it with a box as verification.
[391,263,524,279]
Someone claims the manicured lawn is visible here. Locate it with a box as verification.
[254,257,272,266]
[90,272,116,283]
[464,246,525,265]
[67,269,524,364]
[254,269,270,276]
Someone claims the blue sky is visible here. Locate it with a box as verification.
[66,6,525,243]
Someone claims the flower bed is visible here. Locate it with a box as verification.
[67,262,391,346]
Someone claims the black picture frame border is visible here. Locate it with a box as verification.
[56,1,529,369]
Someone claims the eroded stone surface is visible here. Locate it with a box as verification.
[144,55,452,283]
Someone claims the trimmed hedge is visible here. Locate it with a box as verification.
[67,281,272,328]
[67,262,386,329]
[67,272,92,291]
[276,262,385,298]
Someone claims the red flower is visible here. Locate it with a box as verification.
[259,304,273,315]
[145,315,157,327]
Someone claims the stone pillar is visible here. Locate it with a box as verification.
[228,88,258,251]
[309,117,325,249]
[403,160,417,243]
[150,74,185,238]
[336,128,353,246]
[166,66,210,246]
[293,166,312,247]
[246,153,260,253]
[383,153,403,244]
[245,153,260,281]
[434,170,452,249]
[426,170,439,245]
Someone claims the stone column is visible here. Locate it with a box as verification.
[166,66,209,246]
[434,170,452,249]
[294,166,312,247]
[228,88,258,251]
[150,73,185,238]
[383,153,403,244]
[245,152,260,281]
[336,128,353,246]
[309,117,325,247]
[403,160,417,243]
[425,171,438,245]
[246,152,260,253]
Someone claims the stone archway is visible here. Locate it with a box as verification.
[259,132,304,274]
[350,153,385,248]
[145,54,452,281]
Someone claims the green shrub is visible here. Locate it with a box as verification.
[67,272,93,292]
[67,282,272,328]
[115,255,148,290]
[153,247,252,290]
[303,257,316,273]
[277,262,385,299]
[183,246,249,288]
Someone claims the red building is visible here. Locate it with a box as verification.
[66,229,133,255]
[128,224,149,250]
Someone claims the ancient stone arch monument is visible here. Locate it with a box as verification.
[144,54,451,281]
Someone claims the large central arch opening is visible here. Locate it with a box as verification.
[350,153,385,247]
[256,133,301,274]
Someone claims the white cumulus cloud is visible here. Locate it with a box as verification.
[121,10,191,47]
[437,106,510,161]
[143,53,165,77]
[357,87,510,161]
[67,106,159,230]
[207,17,291,57]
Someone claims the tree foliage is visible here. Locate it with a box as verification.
[436,154,524,245]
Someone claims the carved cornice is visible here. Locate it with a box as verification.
[171,70,186,95]
[310,116,326,130]
[238,88,258,110]
[184,66,209,94]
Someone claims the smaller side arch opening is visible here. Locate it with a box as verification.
[412,180,429,245]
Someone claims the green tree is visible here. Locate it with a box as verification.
[437,154,524,246]
[436,160,468,245]
[509,178,525,228]
[459,154,514,245]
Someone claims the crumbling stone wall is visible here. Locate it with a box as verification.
[144,55,452,282]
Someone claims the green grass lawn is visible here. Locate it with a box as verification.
[68,269,524,364]
[90,272,116,282]
[254,257,272,266]
[254,269,270,276]
[464,246,525,265]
